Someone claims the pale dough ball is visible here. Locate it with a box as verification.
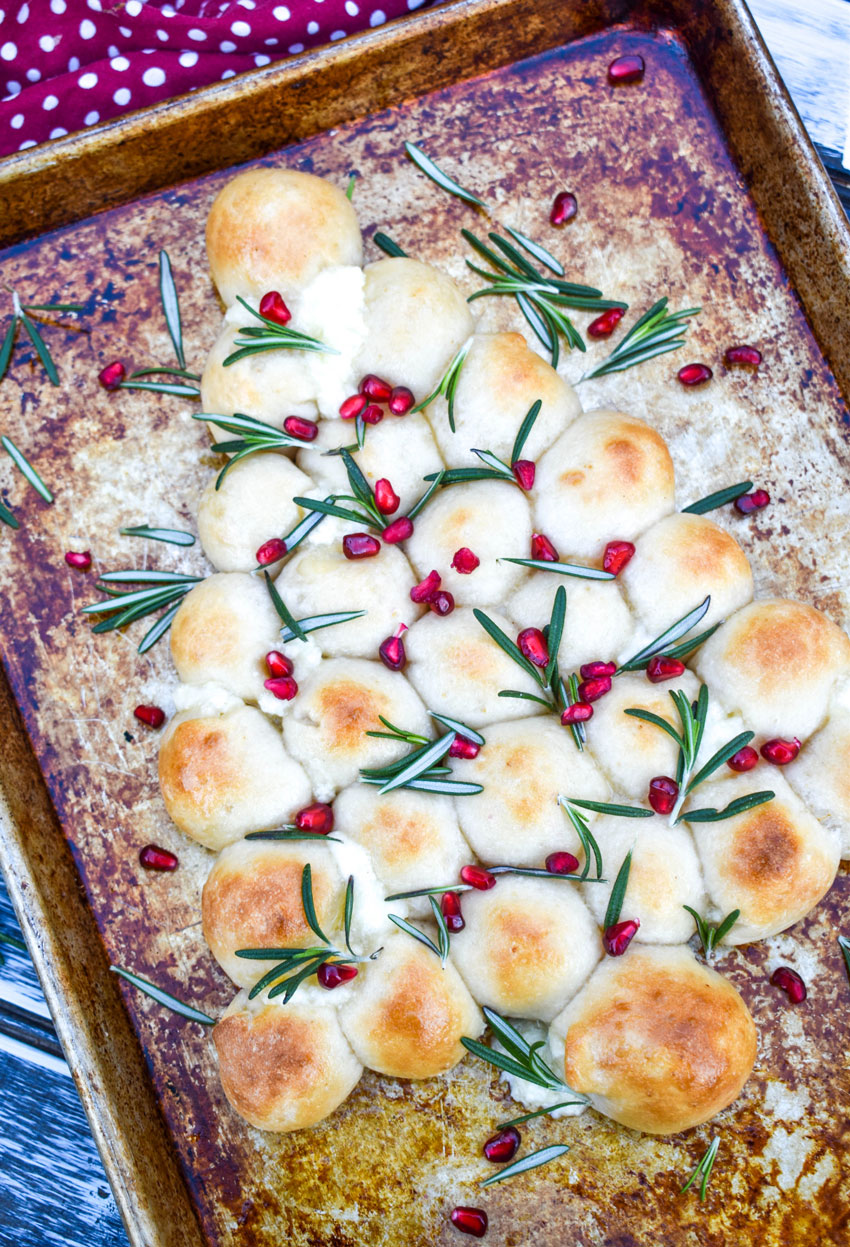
[200,318,317,431]
[206,167,363,306]
[505,576,635,671]
[404,606,546,728]
[426,331,581,465]
[532,410,676,560]
[339,933,483,1078]
[450,875,600,1022]
[197,453,313,573]
[454,718,610,866]
[694,598,850,740]
[158,705,311,850]
[785,701,850,857]
[551,944,756,1134]
[354,258,474,399]
[405,480,532,608]
[282,658,430,799]
[214,992,363,1132]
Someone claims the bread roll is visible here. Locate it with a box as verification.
[202,840,344,987]
[214,992,363,1131]
[551,944,756,1134]
[405,481,532,609]
[454,718,609,866]
[505,576,635,671]
[686,772,840,943]
[158,705,311,849]
[354,258,474,399]
[450,875,600,1021]
[200,318,317,429]
[197,454,313,573]
[339,933,483,1078]
[206,168,363,306]
[532,411,675,560]
[694,598,850,740]
[785,702,850,857]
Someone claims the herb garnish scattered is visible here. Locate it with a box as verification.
[602,850,633,929]
[557,798,605,881]
[682,481,753,515]
[81,569,202,653]
[503,224,564,277]
[294,449,445,530]
[681,1137,720,1202]
[373,232,408,258]
[405,141,487,210]
[222,296,335,367]
[1,435,53,504]
[389,896,451,966]
[462,1007,581,1093]
[119,251,202,398]
[423,400,544,486]
[384,857,605,902]
[111,965,215,1026]
[120,525,195,547]
[616,596,712,673]
[412,338,473,430]
[0,289,85,387]
[480,1144,571,1188]
[245,828,342,843]
[194,411,309,489]
[360,715,483,796]
[580,297,699,381]
[262,569,366,643]
[683,907,740,959]
[500,557,614,581]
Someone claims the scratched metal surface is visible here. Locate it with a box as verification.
[1,20,850,1247]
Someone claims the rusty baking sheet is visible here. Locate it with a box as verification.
[2,1,850,1244]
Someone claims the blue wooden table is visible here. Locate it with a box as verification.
[1,3,849,1243]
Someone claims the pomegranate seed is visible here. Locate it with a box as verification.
[429,590,455,616]
[602,540,635,576]
[561,702,593,725]
[64,550,92,571]
[483,1126,520,1163]
[546,851,580,875]
[648,775,679,815]
[361,403,384,425]
[549,191,577,227]
[450,1208,488,1238]
[265,650,294,678]
[735,488,770,515]
[317,962,358,990]
[760,737,801,765]
[382,516,413,544]
[259,290,291,326]
[588,307,625,338]
[579,660,616,679]
[374,478,400,515]
[512,459,536,490]
[603,917,640,956]
[98,360,125,390]
[448,735,481,760]
[139,844,178,871]
[295,802,334,834]
[255,537,287,565]
[379,624,408,671]
[134,704,165,729]
[607,54,645,85]
[388,386,414,415]
[264,675,298,701]
[727,744,759,772]
[441,891,465,933]
[724,344,762,369]
[770,966,807,1004]
[460,865,496,890]
[577,675,612,702]
[282,415,318,441]
[451,547,480,574]
[677,363,713,387]
[360,374,393,402]
[410,569,441,603]
[339,393,368,421]
[646,655,686,683]
[517,626,549,668]
[342,532,381,560]
[531,532,559,562]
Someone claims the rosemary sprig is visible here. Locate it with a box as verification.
[384,860,605,902]
[500,557,614,581]
[616,596,711,673]
[504,225,564,277]
[429,400,545,483]
[389,897,451,965]
[18,303,60,385]
[361,714,484,796]
[405,141,487,210]
[81,569,201,652]
[1,435,53,503]
[120,525,195,546]
[264,570,308,641]
[244,828,342,843]
[158,250,185,370]
[462,1007,572,1092]
[223,296,335,366]
[373,232,408,258]
[683,907,740,959]
[1,290,85,387]
[681,1137,720,1202]
[480,1144,570,1188]
[430,711,485,745]
[279,608,368,644]
[558,798,604,881]
[193,411,307,490]
[111,966,215,1026]
[684,792,774,822]
[412,338,473,430]
[580,297,699,381]
[295,455,445,530]
[681,481,753,515]
[603,850,633,929]
[118,378,201,398]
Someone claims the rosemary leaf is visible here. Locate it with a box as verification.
[18,308,59,385]
[21,302,85,313]
[378,733,455,794]
[565,671,587,750]
[480,1144,570,1188]
[301,864,330,944]
[545,585,567,690]
[684,791,774,822]
[98,569,201,585]
[623,707,684,748]
[681,1137,720,1202]
[158,250,185,369]
[360,775,482,795]
[473,608,542,683]
[660,623,722,663]
[344,876,355,957]
[0,316,16,383]
[0,498,18,528]
[269,956,330,1002]
[603,850,633,929]
[244,829,341,843]
[340,448,377,512]
[429,895,451,966]
[128,367,200,381]
[498,690,552,707]
[684,906,740,958]
[559,798,604,880]
[581,298,699,382]
[568,798,652,819]
[616,596,711,673]
[681,482,753,515]
[423,467,507,485]
[404,141,486,209]
[279,609,367,643]
[504,225,564,276]
[120,525,195,546]
[511,400,542,465]
[346,174,356,200]
[262,570,307,641]
[516,290,557,362]
[292,494,378,528]
[279,505,330,555]
[685,731,754,793]
[429,712,485,746]
[373,232,407,258]
[412,339,472,431]
[1,435,53,502]
[384,883,472,901]
[110,966,215,1026]
[407,469,446,520]
[498,1102,588,1129]
[388,914,443,959]
[137,600,183,653]
[838,935,850,985]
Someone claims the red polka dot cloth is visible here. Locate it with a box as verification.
[0,0,434,160]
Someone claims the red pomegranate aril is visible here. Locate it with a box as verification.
[561,702,593,725]
[512,459,536,491]
[608,54,645,84]
[531,532,559,562]
[264,675,298,701]
[483,1126,520,1163]
[361,403,384,425]
[379,625,408,671]
[382,516,413,544]
[450,1207,488,1238]
[430,590,455,617]
[98,360,125,390]
[317,962,358,990]
[580,660,616,680]
[577,675,612,703]
[761,737,801,765]
[339,392,368,421]
[727,744,759,772]
[374,478,400,515]
[452,547,480,574]
[724,344,762,369]
[295,802,335,834]
[441,890,465,933]
[64,550,92,571]
[360,373,393,402]
[255,537,287,565]
[549,191,577,227]
[517,626,549,668]
[265,650,294,678]
[283,415,318,441]
[770,966,807,1004]
[734,488,770,515]
[134,704,165,729]
[588,307,625,338]
[388,386,414,415]
[603,917,640,956]
[449,735,481,760]
[546,851,580,875]
[411,569,441,603]
[139,844,178,871]
[647,655,686,683]
[259,290,291,326]
[342,532,381,560]
[677,362,713,387]
[460,864,496,891]
[648,775,679,815]
[602,540,635,576]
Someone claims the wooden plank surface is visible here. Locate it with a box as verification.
[0,3,848,1245]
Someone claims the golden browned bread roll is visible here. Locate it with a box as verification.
[505,576,635,672]
[213,992,363,1131]
[158,705,311,850]
[339,933,483,1078]
[200,318,318,429]
[785,699,850,857]
[206,168,363,306]
[551,944,756,1134]
[197,454,313,573]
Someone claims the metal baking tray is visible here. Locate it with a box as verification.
[1,1,849,1243]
